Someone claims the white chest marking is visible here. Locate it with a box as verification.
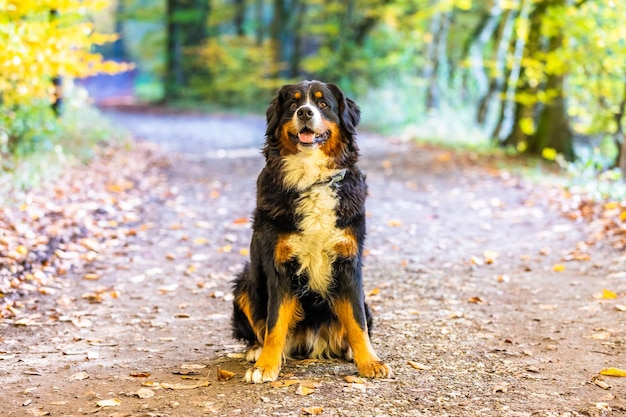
[281,149,347,296]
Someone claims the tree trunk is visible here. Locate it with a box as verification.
[476,6,514,126]
[270,0,288,77]
[469,0,502,100]
[234,0,246,36]
[612,84,626,175]
[525,0,574,161]
[503,0,546,148]
[424,8,451,111]
[165,0,210,101]
[254,0,264,46]
[531,73,574,160]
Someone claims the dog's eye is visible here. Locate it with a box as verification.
[319,101,328,109]
[289,102,298,111]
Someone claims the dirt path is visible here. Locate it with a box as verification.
[2,109,625,417]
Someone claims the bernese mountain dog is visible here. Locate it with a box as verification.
[231,80,391,383]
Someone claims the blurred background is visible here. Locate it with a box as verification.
[1,0,626,184]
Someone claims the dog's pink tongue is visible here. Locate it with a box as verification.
[299,132,315,144]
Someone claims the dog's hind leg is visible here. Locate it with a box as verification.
[245,295,303,383]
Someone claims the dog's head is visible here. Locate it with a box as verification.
[263,81,361,164]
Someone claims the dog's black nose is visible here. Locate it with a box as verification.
[297,106,315,121]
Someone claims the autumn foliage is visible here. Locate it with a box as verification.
[0,1,130,155]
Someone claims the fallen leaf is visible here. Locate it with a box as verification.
[130,371,151,378]
[70,371,89,381]
[492,384,508,394]
[270,379,301,388]
[83,273,100,281]
[615,304,626,312]
[368,288,380,296]
[295,384,315,396]
[180,363,206,370]
[136,388,155,399]
[599,367,626,377]
[497,274,510,283]
[592,375,611,390]
[344,375,365,384]
[96,398,121,407]
[553,264,565,272]
[217,368,235,381]
[387,219,403,227]
[483,250,498,264]
[160,381,210,390]
[599,289,618,299]
[468,296,483,304]
[301,407,324,415]
[408,361,432,370]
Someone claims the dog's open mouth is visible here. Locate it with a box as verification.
[293,127,329,146]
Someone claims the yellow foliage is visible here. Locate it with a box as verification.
[0,0,131,107]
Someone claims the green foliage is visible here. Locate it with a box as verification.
[187,37,286,109]
[1,85,126,193]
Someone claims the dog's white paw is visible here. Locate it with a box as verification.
[244,366,280,384]
[245,345,262,363]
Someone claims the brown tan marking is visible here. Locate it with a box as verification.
[319,121,344,159]
[334,299,391,378]
[314,91,323,99]
[274,235,293,264]
[246,297,304,382]
[280,121,299,155]
[294,92,301,100]
[333,229,358,258]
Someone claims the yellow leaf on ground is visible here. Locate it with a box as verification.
[217,368,235,381]
[600,289,618,299]
[599,367,626,377]
[295,384,315,395]
[302,407,324,415]
[553,264,565,272]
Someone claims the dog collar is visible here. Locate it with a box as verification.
[327,169,347,187]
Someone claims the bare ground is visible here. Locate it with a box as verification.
[1,109,625,417]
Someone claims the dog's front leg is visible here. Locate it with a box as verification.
[334,297,392,379]
[245,295,302,383]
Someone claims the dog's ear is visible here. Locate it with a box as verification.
[264,85,293,158]
[328,83,360,136]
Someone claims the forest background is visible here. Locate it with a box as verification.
[2,0,626,190]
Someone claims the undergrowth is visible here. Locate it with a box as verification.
[0,84,128,202]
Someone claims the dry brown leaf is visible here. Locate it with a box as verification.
[592,375,611,390]
[295,384,315,396]
[217,368,235,381]
[468,296,483,304]
[301,407,324,415]
[408,361,432,370]
[130,371,151,378]
[96,398,121,407]
[270,379,301,388]
[160,381,210,390]
[70,371,89,381]
[83,273,100,281]
[344,375,365,384]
